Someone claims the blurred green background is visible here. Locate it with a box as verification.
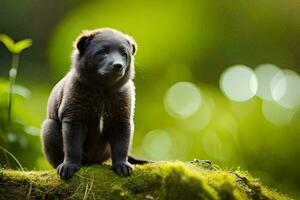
[1,0,300,198]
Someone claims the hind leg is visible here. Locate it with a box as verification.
[41,119,64,168]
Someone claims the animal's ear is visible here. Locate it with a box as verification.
[74,31,94,55]
[76,36,89,55]
[126,36,137,55]
[131,40,137,55]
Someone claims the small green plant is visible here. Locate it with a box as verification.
[0,34,32,122]
[0,34,41,170]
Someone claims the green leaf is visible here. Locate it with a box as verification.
[12,84,31,98]
[0,34,16,53]
[24,126,40,136]
[0,34,32,54]
[13,39,32,53]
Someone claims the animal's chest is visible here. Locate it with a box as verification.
[88,100,103,131]
[98,106,105,134]
[88,99,110,134]
[86,93,105,116]
[85,92,117,134]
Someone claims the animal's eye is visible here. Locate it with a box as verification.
[97,48,109,55]
[120,49,127,57]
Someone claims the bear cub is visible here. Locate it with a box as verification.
[41,28,147,179]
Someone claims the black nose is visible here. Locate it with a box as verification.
[113,62,124,71]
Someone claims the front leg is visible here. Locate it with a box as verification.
[57,121,86,179]
[106,120,132,176]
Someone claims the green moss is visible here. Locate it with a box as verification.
[0,162,291,200]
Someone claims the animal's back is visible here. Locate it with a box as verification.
[47,74,68,121]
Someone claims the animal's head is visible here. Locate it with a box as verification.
[73,28,137,87]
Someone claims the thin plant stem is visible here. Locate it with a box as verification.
[0,146,24,171]
[8,53,20,122]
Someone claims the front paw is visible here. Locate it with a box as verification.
[113,162,132,177]
[57,162,80,180]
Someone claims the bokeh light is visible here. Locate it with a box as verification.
[7,132,17,142]
[180,96,214,132]
[164,82,202,118]
[274,70,300,108]
[220,65,258,102]
[270,70,287,101]
[262,100,294,125]
[255,64,284,101]
[142,129,172,160]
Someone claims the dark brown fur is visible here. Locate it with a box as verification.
[41,28,147,179]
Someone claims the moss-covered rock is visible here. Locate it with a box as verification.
[0,161,290,200]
